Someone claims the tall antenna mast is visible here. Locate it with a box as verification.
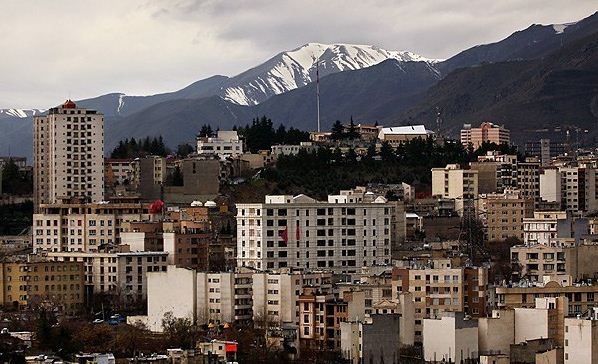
[316,56,321,132]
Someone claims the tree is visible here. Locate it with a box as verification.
[346,116,360,140]
[176,143,195,158]
[161,312,200,350]
[171,166,184,186]
[379,141,395,161]
[330,120,345,140]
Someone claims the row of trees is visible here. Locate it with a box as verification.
[263,138,518,199]
[110,136,170,159]
[236,116,311,153]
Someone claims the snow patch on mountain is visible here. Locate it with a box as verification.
[221,43,438,106]
[0,108,45,119]
[553,22,576,34]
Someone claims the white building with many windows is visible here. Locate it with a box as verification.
[236,189,405,273]
[196,130,243,158]
[33,100,104,208]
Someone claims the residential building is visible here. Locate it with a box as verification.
[340,315,403,364]
[196,130,243,158]
[33,100,104,209]
[460,122,510,149]
[377,125,434,146]
[271,142,317,157]
[236,189,405,273]
[32,201,151,253]
[343,123,380,141]
[138,156,166,201]
[392,266,488,342]
[0,260,85,314]
[517,158,541,208]
[46,251,168,301]
[525,138,565,166]
[483,189,534,242]
[523,211,573,246]
[423,312,479,363]
[564,309,598,364]
[496,279,598,316]
[431,164,478,217]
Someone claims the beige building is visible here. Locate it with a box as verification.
[236,189,405,273]
[431,164,478,217]
[47,251,168,301]
[483,189,534,242]
[0,260,85,314]
[423,312,479,363]
[392,266,488,342]
[33,201,151,253]
[564,311,598,364]
[460,122,510,149]
[33,100,104,209]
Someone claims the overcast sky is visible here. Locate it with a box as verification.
[1,0,596,109]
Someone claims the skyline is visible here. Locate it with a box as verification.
[1,0,596,109]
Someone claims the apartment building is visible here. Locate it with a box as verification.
[523,211,573,246]
[236,189,405,273]
[138,156,166,201]
[517,158,541,208]
[564,310,598,364]
[460,122,510,149]
[271,142,317,157]
[33,100,104,209]
[470,152,518,194]
[392,266,488,342]
[46,251,168,301]
[196,130,243,158]
[496,280,598,316]
[539,166,598,214]
[32,202,151,253]
[511,243,598,282]
[483,189,534,242]
[130,266,332,332]
[525,138,565,166]
[431,164,478,217]
[104,159,139,197]
[422,312,479,363]
[0,260,85,314]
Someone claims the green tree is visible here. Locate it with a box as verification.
[330,120,345,140]
[176,143,195,158]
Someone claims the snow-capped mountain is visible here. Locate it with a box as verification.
[221,43,437,105]
[0,108,44,119]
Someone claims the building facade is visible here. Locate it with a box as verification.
[460,122,510,149]
[33,100,104,208]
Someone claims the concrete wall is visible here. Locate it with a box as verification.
[478,309,515,355]
[564,318,598,364]
[515,308,549,343]
[361,315,401,364]
[134,266,196,332]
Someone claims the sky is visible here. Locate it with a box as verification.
[1,0,596,109]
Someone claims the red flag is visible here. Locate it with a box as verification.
[278,227,288,245]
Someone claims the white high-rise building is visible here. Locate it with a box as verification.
[33,100,105,208]
[236,189,405,273]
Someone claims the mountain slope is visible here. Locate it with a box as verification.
[437,11,598,74]
[398,30,598,144]
[74,43,435,116]
[220,43,435,105]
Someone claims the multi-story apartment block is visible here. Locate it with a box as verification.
[392,266,488,342]
[539,166,598,214]
[472,152,518,194]
[496,280,598,316]
[47,251,168,301]
[511,243,598,282]
[460,122,510,149]
[517,158,541,208]
[0,260,85,314]
[33,100,104,209]
[236,189,405,273]
[483,189,534,242]
[196,130,243,158]
[525,138,565,166]
[32,202,151,253]
[523,211,573,246]
[431,164,478,217]
[138,156,166,201]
